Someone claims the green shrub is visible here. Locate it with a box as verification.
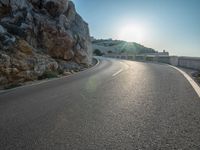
[38,70,58,80]
[57,69,64,75]
[4,83,21,90]
[197,77,200,83]
[93,49,103,56]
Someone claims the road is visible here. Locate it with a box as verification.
[0,58,200,150]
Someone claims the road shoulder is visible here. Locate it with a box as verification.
[170,65,200,98]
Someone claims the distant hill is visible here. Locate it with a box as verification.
[92,39,157,55]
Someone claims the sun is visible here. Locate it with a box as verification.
[118,24,146,43]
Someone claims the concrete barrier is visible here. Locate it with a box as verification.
[105,54,200,71]
[178,57,200,71]
[170,56,179,66]
[157,56,200,70]
[153,56,199,70]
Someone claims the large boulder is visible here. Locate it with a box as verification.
[0,0,92,87]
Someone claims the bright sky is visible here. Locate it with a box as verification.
[73,0,200,57]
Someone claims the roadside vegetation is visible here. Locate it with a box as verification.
[197,72,200,83]
[4,83,22,90]
[93,49,104,56]
[192,71,200,84]
[4,70,59,89]
[38,70,58,80]
[1,59,98,90]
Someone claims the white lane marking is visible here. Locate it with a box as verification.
[170,66,200,98]
[112,69,123,77]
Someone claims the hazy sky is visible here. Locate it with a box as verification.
[73,0,200,57]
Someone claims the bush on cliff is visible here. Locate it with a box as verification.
[4,83,22,90]
[38,70,58,80]
[93,49,103,56]
[197,74,200,83]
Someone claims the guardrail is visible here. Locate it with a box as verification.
[105,55,200,71]
[178,57,200,70]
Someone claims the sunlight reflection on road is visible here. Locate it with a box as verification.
[85,76,98,93]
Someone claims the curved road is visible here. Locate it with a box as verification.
[0,58,200,149]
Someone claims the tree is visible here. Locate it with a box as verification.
[120,49,126,54]
[93,49,103,56]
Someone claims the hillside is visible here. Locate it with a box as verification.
[92,39,156,55]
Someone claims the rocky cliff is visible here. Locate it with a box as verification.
[0,0,92,87]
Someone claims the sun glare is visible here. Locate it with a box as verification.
[118,24,146,43]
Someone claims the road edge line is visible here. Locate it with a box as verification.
[169,65,200,98]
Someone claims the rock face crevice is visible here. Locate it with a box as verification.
[0,0,92,87]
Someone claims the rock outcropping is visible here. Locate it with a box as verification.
[0,0,92,87]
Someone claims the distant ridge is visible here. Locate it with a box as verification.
[92,38,157,55]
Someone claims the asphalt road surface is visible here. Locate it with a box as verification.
[0,57,200,150]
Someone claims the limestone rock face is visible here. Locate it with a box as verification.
[0,0,92,87]
[0,38,59,85]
